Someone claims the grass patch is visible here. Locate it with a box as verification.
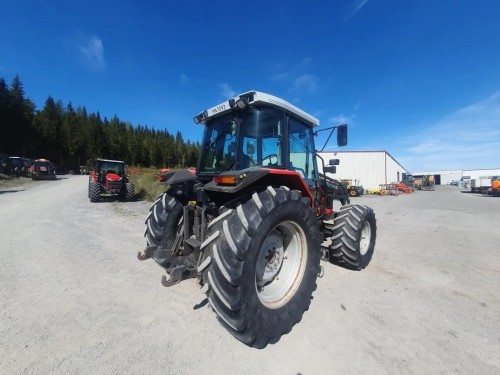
[0,176,34,190]
[128,171,167,202]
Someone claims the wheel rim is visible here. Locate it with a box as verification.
[359,221,371,256]
[255,221,307,309]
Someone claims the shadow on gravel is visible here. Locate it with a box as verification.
[0,189,26,194]
[89,198,144,203]
[460,191,497,197]
[193,298,209,310]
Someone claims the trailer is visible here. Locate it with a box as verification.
[470,176,492,194]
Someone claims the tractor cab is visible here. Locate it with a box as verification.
[95,159,125,181]
[190,91,350,211]
[197,100,316,185]
[196,91,342,188]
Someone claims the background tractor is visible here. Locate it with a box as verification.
[88,159,135,202]
[138,91,377,348]
[340,178,364,197]
[30,159,56,180]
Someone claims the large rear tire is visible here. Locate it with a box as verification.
[144,191,184,267]
[198,187,321,348]
[89,181,101,203]
[329,204,376,270]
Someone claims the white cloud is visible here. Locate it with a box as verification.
[329,114,354,125]
[219,83,236,99]
[327,102,360,127]
[269,58,319,94]
[292,74,318,94]
[79,35,106,71]
[180,73,189,84]
[395,93,500,171]
[351,0,369,17]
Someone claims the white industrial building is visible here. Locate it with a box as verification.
[318,151,407,190]
[412,168,500,185]
[411,169,462,185]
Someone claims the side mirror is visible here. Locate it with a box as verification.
[329,159,340,166]
[324,166,336,174]
[337,124,348,147]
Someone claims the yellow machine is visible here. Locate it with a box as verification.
[339,178,364,197]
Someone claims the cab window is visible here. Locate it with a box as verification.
[288,117,316,184]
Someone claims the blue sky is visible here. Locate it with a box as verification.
[1,0,499,172]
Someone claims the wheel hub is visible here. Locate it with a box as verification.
[360,221,371,256]
[256,231,284,286]
[255,221,307,309]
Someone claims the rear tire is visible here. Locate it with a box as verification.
[329,204,376,270]
[198,187,321,348]
[89,181,101,203]
[144,191,184,266]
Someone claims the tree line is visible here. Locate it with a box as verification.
[0,75,200,170]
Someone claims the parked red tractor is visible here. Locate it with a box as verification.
[138,91,377,348]
[88,159,135,202]
[29,159,56,180]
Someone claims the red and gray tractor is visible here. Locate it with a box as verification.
[138,91,376,348]
[88,159,135,202]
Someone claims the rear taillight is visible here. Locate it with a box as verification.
[214,176,238,186]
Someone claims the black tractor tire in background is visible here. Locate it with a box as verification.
[329,204,376,270]
[198,187,322,348]
[125,183,135,201]
[89,181,101,203]
[348,188,359,197]
[144,191,184,267]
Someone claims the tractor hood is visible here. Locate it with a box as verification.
[106,173,122,181]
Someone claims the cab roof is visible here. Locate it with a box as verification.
[194,90,320,127]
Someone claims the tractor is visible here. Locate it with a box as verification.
[340,178,364,197]
[88,158,135,202]
[30,159,56,180]
[138,91,376,348]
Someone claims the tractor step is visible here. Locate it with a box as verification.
[183,237,201,252]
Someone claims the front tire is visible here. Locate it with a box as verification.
[89,181,101,203]
[329,204,376,270]
[125,183,135,201]
[198,187,321,348]
[349,188,359,197]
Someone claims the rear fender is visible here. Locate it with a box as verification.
[204,168,314,206]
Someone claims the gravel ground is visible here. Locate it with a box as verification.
[0,175,499,374]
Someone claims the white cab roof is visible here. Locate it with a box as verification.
[198,90,320,127]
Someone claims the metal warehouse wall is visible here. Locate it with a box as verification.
[413,170,463,185]
[318,151,407,190]
[413,169,500,184]
[463,168,500,179]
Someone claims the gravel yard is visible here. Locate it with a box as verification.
[1,175,499,374]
